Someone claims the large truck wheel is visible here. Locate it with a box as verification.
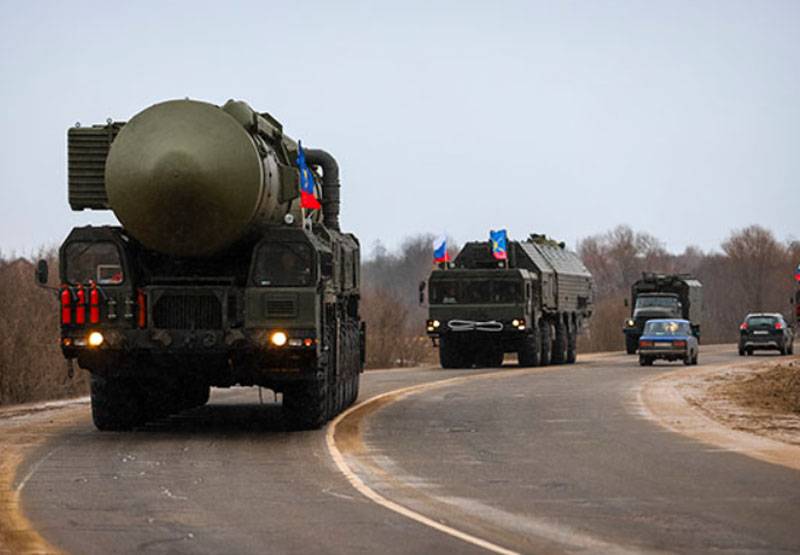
[177,379,210,411]
[551,320,567,364]
[283,372,329,430]
[90,374,148,431]
[625,334,638,355]
[348,372,360,405]
[477,348,504,368]
[439,336,463,369]
[539,323,551,366]
[566,321,577,364]
[518,332,540,367]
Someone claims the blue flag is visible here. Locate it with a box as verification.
[490,229,508,260]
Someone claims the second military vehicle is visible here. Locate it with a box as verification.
[623,273,703,354]
[36,99,364,431]
[422,234,593,368]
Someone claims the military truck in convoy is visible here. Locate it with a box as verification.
[623,273,702,354]
[422,234,593,368]
[35,99,364,431]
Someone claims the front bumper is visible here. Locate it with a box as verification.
[426,319,527,337]
[61,327,318,358]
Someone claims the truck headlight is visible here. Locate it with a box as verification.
[626,319,635,327]
[88,331,104,347]
[270,331,288,347]
[512,319,525,330]
[432,320,440,328]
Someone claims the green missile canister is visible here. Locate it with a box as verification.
[98,99,319,257]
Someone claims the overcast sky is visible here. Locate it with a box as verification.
[1,0,798,258]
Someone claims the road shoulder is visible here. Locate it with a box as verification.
[0,400,90,554]
[638,354,800,472]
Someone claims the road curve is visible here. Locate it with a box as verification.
[6,347,800,554]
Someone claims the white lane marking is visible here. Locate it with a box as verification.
[326,383,520,555]
[15,447,60,493]
[326,364,644,555]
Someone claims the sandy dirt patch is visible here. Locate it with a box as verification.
[677,358,800,447]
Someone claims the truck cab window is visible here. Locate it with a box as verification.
[463,281,491,303]
[431,281,460,304]
[65,242,124,285]
[635,296,679,309]
[493,281,521,303]
[253,243,313,286]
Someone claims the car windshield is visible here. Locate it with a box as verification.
[430,279,522,304]
[746,316,777,327]
[253,242,313,286]
[636,296,679,309]
[64,241,124,285]
[644,321,690,336]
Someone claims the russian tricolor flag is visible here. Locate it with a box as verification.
[296,141,322,210]
[433,236,450,263]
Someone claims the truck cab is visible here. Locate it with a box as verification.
[623,273,702,355]
[425,268,536,368]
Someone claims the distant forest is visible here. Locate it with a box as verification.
[1,225,798,404]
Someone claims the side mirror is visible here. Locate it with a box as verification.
[35,259,49,286]
[623,298,629,308]
[418,281,426,305]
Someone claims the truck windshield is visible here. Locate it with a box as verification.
[253,243,313,286]
[644,321,690,336]
[635,296,679,309]
[64,241,124,285]
[430,280,522,304]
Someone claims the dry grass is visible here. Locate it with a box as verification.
[0,254,89,406]
[361,287,436,369]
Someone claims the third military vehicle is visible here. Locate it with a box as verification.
[422,234,593,368]
[623,273,703,354]
[36,99,363,431]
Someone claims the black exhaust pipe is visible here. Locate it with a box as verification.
[305,148,340,232]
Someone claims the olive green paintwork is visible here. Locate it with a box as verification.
[104,99,312,258]
[428,269,532,324]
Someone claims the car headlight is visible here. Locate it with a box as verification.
[270,331,288,347]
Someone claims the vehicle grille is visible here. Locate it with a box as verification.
[153,293,223,329]
[265,299,296,317]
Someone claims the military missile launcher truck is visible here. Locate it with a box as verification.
[623,273,702,354]
[35,99,364,430]
[422,234,593,368]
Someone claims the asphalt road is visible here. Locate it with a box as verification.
[11,347,800,554]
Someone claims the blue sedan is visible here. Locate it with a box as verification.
[638,319,699,366]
